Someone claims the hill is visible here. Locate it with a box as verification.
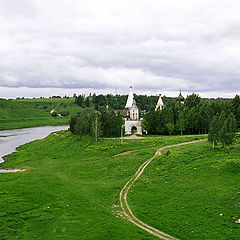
[15,97,82,116]
[0,98,73,130]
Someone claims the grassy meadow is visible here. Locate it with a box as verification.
[129,138,240,239]
[0,133,207,240]
[0,98,81,130]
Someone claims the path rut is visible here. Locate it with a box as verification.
[119,139,207,240]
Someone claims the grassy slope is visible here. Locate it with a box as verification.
[0,98,78,130]
[15,98,82,116]
[129,140,240,239]
[0,133,205,240]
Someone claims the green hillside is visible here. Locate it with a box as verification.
[0,98,83,130]
[0,98,50,120]
[15,97,82,116]
[1,133,239,239]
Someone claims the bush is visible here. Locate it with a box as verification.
[51,111,57,117]
[59,110,70,116]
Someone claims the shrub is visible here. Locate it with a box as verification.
[59,110,70,116]
[51,111,57,117]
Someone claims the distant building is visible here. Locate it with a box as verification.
[124,86,142,135]
[177,90,184,104]
[155,94,164,111]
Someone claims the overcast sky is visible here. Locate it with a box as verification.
[0,0,240,98]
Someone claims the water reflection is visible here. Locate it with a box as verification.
[0,125,68,165]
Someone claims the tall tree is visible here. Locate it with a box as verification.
[75,95,85,107]
[208,116,218,149]
[176,111,185,135]
[166,122,175,135]
[217,111,227,143]
[185,93,201,109]
[85,97,90,107]
[220,114,237,152]
[92,111,101,141]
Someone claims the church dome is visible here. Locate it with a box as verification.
[177,90,184,101]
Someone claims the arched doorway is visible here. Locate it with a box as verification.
[131,126,137,134]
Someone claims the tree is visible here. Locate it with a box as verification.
[220,114,237,152]
[185,93,201,109]
[142,109,159,134]
[92,111,101,141]
[166,122,175,135]
[231,95,240,128]
[85,97,90,108]
[75,95,85,107]
[217,111,227,143]
[69,115,77,133]
[70,107,123,139]
[73,109,95,137]
[98,107,123,137]
[208,116,218,149]
[176,111,185,135]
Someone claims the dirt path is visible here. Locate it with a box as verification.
[119,139,207,240]
[106,134,143,140]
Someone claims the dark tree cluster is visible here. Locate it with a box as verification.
[142,94,239,136]
[92,94,127,110]
[50,96,62,98]
[69,107,123,139]
[75,95,90,108]
[135,95,159,111]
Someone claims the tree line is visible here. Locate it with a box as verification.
[74,93,162,111]
[72,93,239,147]
[70,107,123,139]
[142,94,240,135]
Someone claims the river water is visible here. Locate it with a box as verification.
[0,125,69,172]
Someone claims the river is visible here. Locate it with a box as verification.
[0,125,69,172]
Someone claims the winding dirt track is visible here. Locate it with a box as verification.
[119,139,207,240]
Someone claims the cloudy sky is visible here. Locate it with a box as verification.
[0,0,240,98]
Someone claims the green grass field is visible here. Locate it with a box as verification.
[129,138,240,239]
[0,98,80,130]
[0,132,239,239]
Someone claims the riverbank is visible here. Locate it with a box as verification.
[0,117,69,131]
[0,97,76,131]
[0,125,69,165]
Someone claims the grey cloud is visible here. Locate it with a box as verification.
[0,0,240,97]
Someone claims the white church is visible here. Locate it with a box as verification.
[124,86,164,135]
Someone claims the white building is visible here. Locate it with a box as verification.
[125,86,142,135]
[155,94,164,111]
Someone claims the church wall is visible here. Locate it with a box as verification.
[130,107,139,120]
[125,120,142,135]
